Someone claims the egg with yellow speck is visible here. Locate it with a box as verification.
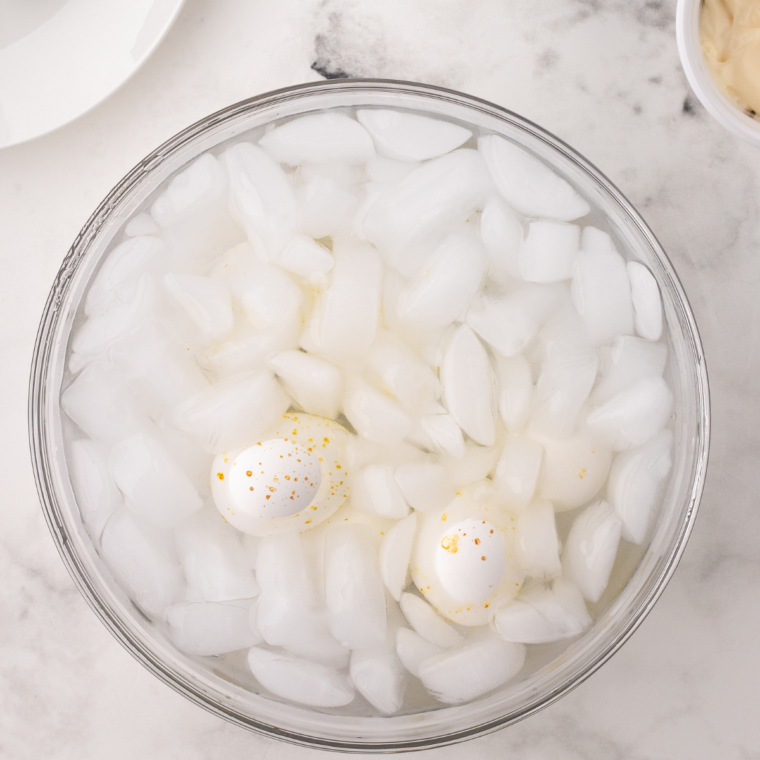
[411,495,523,626]
[210,413,350,535]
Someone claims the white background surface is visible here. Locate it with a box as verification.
[1,1,759,757]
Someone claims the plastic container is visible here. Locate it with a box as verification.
[29,80,710,752]
[676,0,760,147]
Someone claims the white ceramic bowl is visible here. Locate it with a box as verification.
[676,0,760,147]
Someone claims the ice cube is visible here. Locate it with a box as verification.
[350,644,407,714]
[240,266,303,330]
[101,509,184,617]
[361,149,492,268]
[440,325,496,446]
[586,376,673,451]
[298,160,363,189]
[110,434,203,529]
[379,513,418,601]
[396,227,486,331]
[514,501,561,580]
[325,524,387,649]
[247,648,355,707]
[493,578,591,643]
[571,248,634,346]
[281,626,351,670]
[440,442,501,489]
[394,462,455,513]
[399,593,463,649]
[221,142,298,260]
[592,335,668,405]
[85,236,165,318]
[343,376,412,446]
[365,155,420,185]
[356,109,471,162]
[167,600,260,655]
[479,135,590,221]
[627,261,663,341]
[496,354,534,433]
[420,414,465,459]
[395,627,444,677]
[296,176,359,239]
[492,437,543,512]
[466,284,558,358]
[479,196,524,282]
[151,153,226,229]
[125,213,160,238]
[520,221,580,282]
[163,273,233,341]
[175,509,259,601]
[268,350,343,419]
[530,342,599,439]
[69,439,121,539]
[259,112,375,165]
[367,330,443,412]
[535,431,612,512]
[417,637,526,704]
[562,500,622,602]
[581,226,615,253]
[276,234,335,282]
[351,465,410,519]
[173,370,290,454]
[607,429,673,544]
[308,240,383,361]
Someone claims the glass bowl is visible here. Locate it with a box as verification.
[29,79,710,752]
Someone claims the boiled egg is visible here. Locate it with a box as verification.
[211,413,350,535]
[411,494,523,626]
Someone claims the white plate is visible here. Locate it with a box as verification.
[0,0,185,148]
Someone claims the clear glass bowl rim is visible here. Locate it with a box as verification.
[28,78,711,753]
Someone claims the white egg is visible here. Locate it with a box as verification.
[211,413,350,535]
[411,496,522,626]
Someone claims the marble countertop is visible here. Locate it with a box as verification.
[1,0,758,757]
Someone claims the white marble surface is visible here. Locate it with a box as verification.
[1,0,758,757]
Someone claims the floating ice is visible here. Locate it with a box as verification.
[592,335,667,405]
[520,221,580,282]
[164,273,233,341]
[343,376,412,446]
[479,196,523,281]
[514,501,561,580]
[222,142,298,259]
[351,464,410,519]
[173,370,290,454]
[395,627,444,678]
[259,112,375,165]
[281,625,350,670]
[479,135,590,221]
[440,442,500,489]
[536,432,612,512]
[361,149,492,268]
[396,228,486,331]
[247,648,355,707]
[530,342,598,439]
[492,437,543,512]
[366,155,421,186]
[101,509,184,617]
[379,513,418,601]
[627,261,663,341]
[493,578,591,644]
[240,265,303,330]
[85,236,165,318]
[298,160,363,189]
[441,325,495,446]
[496,354,534,433]
[399,593,464,649]
[607,429,673,544]
[297,176,359,239]
[420,414,465,459]
[417,637,526,704]
[571,248,634,346]
[268,350,343,419]
[562,500,622,603]
[167,599,260,656]
[357,109,471,162]
[110,434,204,529]
[69,439,121,539]
[466,284,558,358]
[276,234,334,281]
[394,462,454,513]
[125,213,160,238]
[586,376,673,451]
[350,645,407,714]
